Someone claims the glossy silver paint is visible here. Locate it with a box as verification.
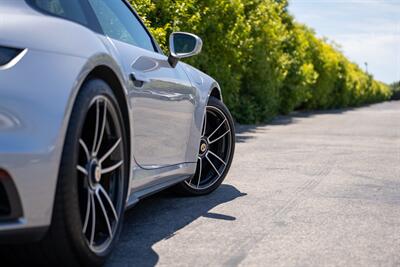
[0,0,222,237]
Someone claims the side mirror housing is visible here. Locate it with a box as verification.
[168,32,203,68]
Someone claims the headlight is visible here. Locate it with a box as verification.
[0,46,24,66]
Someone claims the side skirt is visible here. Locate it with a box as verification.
[125,162,196,209]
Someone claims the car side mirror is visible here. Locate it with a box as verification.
[168,32,203,68]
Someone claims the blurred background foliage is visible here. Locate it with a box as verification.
[390,81,400,100]
[129,0,391,124]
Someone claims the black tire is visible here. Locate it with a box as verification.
[173,97,235,196]
[2,79,129,266]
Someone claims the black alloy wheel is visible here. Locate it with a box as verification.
[175,97,235,196]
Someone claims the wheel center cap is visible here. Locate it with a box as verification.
[89,159,101,185]
[94,166,101,183]
[199,139,208,156]
[200,143,207,153]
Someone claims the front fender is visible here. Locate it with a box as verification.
[181,62,223,163]
[0,48,127,234]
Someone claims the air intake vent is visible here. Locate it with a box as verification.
[0,181,11,216]
[0,170,12,217]
[0,169,23,220]
[0,46,24,66]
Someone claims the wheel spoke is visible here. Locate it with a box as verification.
[79,139,90,160]
[209,129,231,145]
[92,100,100,155]
[99,138,121,164]
[197,157,203,188]
[82,190,91,234]
[208,151,227,166]
[99,185,118,221]
[206,154,221,177]
[95,188,113,238]
[202,112,207,137]
[94,101,107,155]
[207,119,226,141]
[101,160,123,175]
[77,165,88,176]
[89,192,96,248]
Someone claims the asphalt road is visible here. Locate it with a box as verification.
[106,101,400,267]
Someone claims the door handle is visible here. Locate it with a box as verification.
[130,72,150,87]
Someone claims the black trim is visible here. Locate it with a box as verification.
[168,55,179,68]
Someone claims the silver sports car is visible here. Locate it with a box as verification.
[0,0,235,265]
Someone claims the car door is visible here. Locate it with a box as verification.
[87,0,197,168]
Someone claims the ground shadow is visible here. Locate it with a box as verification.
[235,104,376,143]
[106,184,246,267]
[235,124,269,143]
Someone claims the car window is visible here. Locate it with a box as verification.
[87,0,156,52]
[27,0,88,26]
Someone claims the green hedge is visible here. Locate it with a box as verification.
[129,0,391,124]
[390,81,400,100]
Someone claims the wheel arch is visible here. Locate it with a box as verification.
[209,87,222,102]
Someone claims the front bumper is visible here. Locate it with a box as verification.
[0,48,87,241]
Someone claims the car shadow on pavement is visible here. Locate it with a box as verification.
[106,184,246,267]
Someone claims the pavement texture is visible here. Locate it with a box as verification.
[106,101,400,267]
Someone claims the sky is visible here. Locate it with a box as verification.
[289,0,400,84]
